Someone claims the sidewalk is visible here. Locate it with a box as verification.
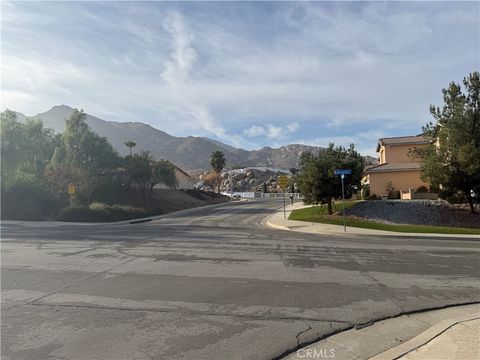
[283,303,480,360]
[264,202,480,238]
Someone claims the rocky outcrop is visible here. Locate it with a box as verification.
[197,167,294,193]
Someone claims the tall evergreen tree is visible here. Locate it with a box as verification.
[49,109,120,203]
[412,71,480,213]
[296,143,364,214]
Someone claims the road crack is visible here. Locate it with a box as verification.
[296,324,312,346]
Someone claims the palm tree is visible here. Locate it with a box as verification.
[209,150,226,172]
[209,150,226,193]
[124,140,136,157]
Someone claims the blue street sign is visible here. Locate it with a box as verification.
[334,169,352,175]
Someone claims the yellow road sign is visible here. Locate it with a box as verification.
[68,183,76,195]
[278,175,289,189]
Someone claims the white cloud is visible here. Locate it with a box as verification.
[1,2,478,154]
[244,122,300,140]
[161,11,197,86]
[244,125,266,137]
[158,11,246,147]
[286,122,299,133]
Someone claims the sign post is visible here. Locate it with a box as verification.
[68,183,76,207]
[230,168,233,201]
[278,175,289,219]
[334,169,351,232]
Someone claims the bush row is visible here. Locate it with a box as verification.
[57,203,149,222]
[1,179,65,221]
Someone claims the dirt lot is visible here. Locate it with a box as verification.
[345,200,480,228]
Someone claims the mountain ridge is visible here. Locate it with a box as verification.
[14,105,377,170]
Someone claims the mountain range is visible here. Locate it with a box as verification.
[14,105,377,171]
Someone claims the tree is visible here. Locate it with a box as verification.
[412,72,480,213]
[202,171,218,192]
[296,143,364,214]
[126,151,178,207]
[209,150,226,193]
[124,140,136,157]
[48,109,120,204]
[209,150,226,172]
[125,151,152,207]
[152,160,178,190]
[1,110,63,219]
[1,110,59,186]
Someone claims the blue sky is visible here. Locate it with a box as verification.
[1,1,479,155]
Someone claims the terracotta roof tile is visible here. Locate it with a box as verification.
[365,162,421,173]
[376,134,427,152]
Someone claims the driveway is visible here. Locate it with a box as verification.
[2,199,479,359]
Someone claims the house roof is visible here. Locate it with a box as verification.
[376,134,427,152]
[173,165,193,179]
[365,162,421,174]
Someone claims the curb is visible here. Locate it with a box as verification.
[266,219,291,231]
[370,312,480,360]
[263,203,480,239]
[282,303,480,360]
[0,200,231,227]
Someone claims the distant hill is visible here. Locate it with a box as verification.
[14,105,375,170]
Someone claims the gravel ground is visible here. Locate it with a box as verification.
[345,200,480,228]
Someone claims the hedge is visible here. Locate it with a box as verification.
[57,203,147,222]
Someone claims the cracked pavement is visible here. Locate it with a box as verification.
[1,199,479,359]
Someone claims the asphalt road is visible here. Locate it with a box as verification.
[2,199,479,360]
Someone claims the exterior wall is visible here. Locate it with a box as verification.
[175,169,195,190]
[379,147,386,164]
[369,170,428,196]
[401,189,438,200]
[383,144,426,163]
[153,169,194,190]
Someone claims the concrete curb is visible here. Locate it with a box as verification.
[370,312,480,360]
[283,303,480,360]
[266,218,291,231]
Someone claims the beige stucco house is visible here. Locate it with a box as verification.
[365,135,429,197]
[154,165,195,190]
[174,166,195,190]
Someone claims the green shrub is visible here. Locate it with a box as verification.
[361,184,370,200]
[106,204,147,221]
[1,178,64,220]
[445,193,466,204]
[57,206,109,222]
[90,175,128,205]
[417,186,429,193]
[57,204,147,222]
[89,202,109,210]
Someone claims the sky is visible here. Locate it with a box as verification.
[1,1,479,155]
